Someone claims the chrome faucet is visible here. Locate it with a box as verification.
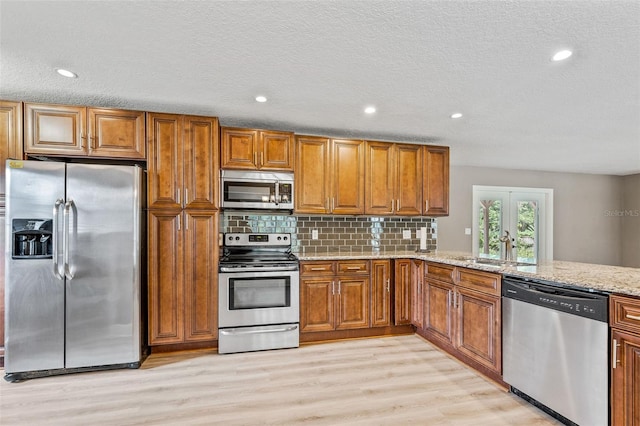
[499,231,515,261]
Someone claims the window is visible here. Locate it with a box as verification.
[472,186,553,263]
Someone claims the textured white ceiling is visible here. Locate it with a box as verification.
[1,0,639,175]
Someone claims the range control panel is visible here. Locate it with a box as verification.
[224,233,291,247]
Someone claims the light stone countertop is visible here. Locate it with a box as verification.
[297,250,640,297]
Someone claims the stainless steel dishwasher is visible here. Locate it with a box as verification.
[502,275,609,426]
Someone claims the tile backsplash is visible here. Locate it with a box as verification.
[222,213,437,253]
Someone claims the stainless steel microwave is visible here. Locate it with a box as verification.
[220,170,294,210]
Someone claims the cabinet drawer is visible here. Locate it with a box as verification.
[301,261,335,275]
[425,262,454,284]
[610,294,640,333]
[455,267,500,296]
[337,260,369,274]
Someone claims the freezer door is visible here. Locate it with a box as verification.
[4,160,66,373]
[64,163,142,369]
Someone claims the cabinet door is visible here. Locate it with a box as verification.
[300,277,335,332]
[364,141,395,215]
[24,103,86,156]
[221,128,258,169]
[394,259,412,325]
[147,113,183,209]
[424,280,454,345]
[184,116,219,210]
[295,136,330,214]
[183,211,218,341]
[260,130,294,171]
[148,210,185,345]
[371,260,391,327]
[331,139,365,214]
[455,287,501,373]
[424,145,449,216]
[0,101,23,203]
[411,260,424,329]
[395,144,423,215]
[335,277,370,330]
[88,108,145,159]
[611,329,640,426]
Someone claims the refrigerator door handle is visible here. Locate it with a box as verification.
[52,199,65,280]
[63,199,77,280]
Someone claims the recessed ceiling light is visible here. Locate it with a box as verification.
[255,95,267,103]
[55,68,77,78]
[364,106,376,114]
[450,113,463,119]
[552,50,573,61]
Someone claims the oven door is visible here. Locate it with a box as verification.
[218,269,299,328]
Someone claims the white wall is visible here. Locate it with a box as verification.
[622,174,640,267]
[437,165,624,266]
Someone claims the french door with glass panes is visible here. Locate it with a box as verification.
[472,186,553,264]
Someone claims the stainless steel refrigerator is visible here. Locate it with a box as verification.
[4,160,142,381]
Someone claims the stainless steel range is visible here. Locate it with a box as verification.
[218,233,299,354]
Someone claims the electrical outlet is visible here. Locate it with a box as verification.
[312,229,319,240]
[465,228,472,235]
[402,230,411,239]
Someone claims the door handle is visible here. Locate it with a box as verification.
[52,199,64,280]
[386,279,390,292]
[425,199,429,212]
[63,200,76,280]
[337,280,341,295]
[220,325,298,335]
[612,339,620,369]
[332,281,335,295]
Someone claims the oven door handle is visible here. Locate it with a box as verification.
[219,266,299,273]
[219,325,299,336]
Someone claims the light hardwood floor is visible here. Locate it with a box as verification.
[0,335,561,425]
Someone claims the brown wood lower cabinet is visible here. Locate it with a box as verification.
[370,260,392,327]
[422,261,502,379]
[394,259,412,325]
[300,260,370,332]
[610,294,640,425]
[148,209,218,346]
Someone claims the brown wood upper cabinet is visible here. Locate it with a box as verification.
[24,103,145,159]
[0,101,23,204]
[147,113,219,210]
[365,142,423,216]
[221,127,294,171]
[424,145,449,216]
[295,136,365,214]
